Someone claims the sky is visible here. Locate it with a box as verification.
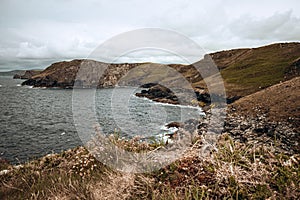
[0,0,300,71]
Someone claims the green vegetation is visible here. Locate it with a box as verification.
[192,43,300,98]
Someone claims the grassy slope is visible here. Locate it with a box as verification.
[218,42,300,97]
[193,42,300,98]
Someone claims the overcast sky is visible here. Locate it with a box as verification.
[1,0,300,71]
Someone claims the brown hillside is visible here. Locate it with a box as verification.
[230,76,300,129]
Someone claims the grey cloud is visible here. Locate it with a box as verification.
[229,11,300,41]
[0,0,300,70]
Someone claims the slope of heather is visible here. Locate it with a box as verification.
[230,76,300,129]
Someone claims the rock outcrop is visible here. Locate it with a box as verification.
[13,70,41,79]
[22,60,143,88]
[136,84,180,104]
[172,77,300,154]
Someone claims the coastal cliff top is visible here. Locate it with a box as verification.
[21,42,300,102]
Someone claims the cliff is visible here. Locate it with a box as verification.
[21,59,144,88]
[22,42,300,100]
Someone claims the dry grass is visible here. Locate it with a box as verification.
[129,134,300,199]
[1,134,299,199]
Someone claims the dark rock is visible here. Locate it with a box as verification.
[136,84,179,105]
[226,96,241,104]
[195,92,236,105]
[195,91,211,104]
[166,122,183,128]
[140,83,158,88]
[13,74,22,79]
[254,126,269,134]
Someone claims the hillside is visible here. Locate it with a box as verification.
[212,42,300,98]
[230,76,300,130]
[21,42,300,102]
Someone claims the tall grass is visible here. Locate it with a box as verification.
[1,134,299,199]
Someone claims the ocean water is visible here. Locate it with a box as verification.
[0,76,203,164]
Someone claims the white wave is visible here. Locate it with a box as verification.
[160,125,169,131]
[156,124,179,145]
[24,85,34,88]
[155,132,175,144]
[155,133,171,144]
[24,85,46,89]
[168,127,178,133]
[160,125,178,132]
[0,85,2,87]
[134,93,205,115]
[61,132,66,136]
[16,84,21,87]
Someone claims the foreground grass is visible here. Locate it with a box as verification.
[1,134,299,199]
[135,135,300,199]
[0,147,112,199]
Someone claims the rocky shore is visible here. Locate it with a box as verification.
[161,76,299,155]
[135,83,241,107]
[136,84,180,105]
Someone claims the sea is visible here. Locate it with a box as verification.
[0,76,203,164]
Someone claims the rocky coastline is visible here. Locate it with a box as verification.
[1,43,299,199]
[21,43,300,98]
[160,76,299,155]
[16,42,300,154]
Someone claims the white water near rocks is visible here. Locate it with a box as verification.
[0,76,203,164]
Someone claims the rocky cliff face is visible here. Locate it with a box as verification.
[22,60,194,89]
[22,60,144,88]
[99,63,141,87]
